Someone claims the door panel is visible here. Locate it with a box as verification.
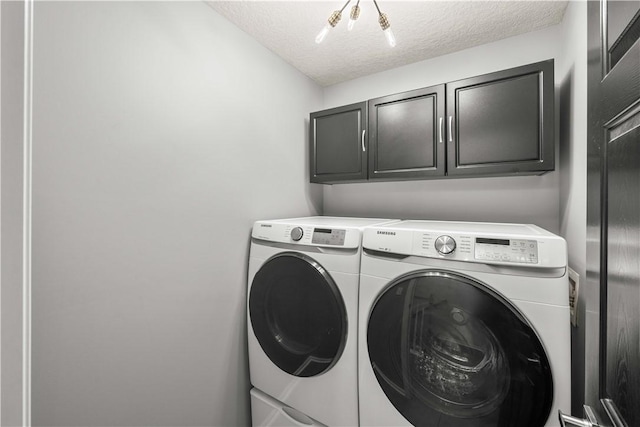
[310,102,368,183]
[368,85,445,180]
[607,1,640,69]
[315,110,362,175]
[586,0,640,424]
[456,74,541,165]
[446,60,554,177]
[604,110,640,426]
[375,96,436,171]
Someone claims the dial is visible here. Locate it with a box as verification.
[435,235,456,255]
[291,227,304,241]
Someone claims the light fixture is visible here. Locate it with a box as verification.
[315,0,396,47]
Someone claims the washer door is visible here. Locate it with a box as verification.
[367,270,553,426]
[249,252,347,377]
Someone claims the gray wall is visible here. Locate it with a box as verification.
[1,2,26,426]
[30,2,322,426]
[558,0,587,415]
[321,25,563,233]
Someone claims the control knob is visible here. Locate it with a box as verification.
[291,227,304,241]
[435,235,456,255]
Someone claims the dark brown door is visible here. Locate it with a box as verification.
[446,60,555,177]
[310,102,368,183]
[581,0,640,426]
[368,85,445,180]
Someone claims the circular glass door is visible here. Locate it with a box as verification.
[249,252,347,377]
[368,270,553,426]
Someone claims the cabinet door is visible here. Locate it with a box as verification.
[368,85,445,180]
[310,102,367,183]
[446,60,554,177]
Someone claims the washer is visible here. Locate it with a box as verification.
[358,220,571,426]
[248,216,396,426]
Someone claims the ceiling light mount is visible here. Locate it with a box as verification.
[316,0,396,47]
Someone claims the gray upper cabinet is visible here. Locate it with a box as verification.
[446,60,555,177]
[309,60,554,184]
[368,85,445,180]
[310,102,367,183]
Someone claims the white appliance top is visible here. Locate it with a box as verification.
[388,220,552,236]
[252,216,398,249]
[363,220,567,268]
[262,216,396,228]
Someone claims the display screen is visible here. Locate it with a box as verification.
[476,238,510,246]
[312,228,346,246]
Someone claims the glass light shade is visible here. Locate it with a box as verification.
[348,4,360,31]
[315,24,331,44]
[384,27,396,47]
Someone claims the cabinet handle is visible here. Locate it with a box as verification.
[438,117,443,143]
[361,129,366,152]
[448,116,453,142]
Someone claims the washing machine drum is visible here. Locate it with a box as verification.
[367,270,553,427]
[249,252,347,377]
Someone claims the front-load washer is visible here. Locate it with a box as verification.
[248,216,396,426]
[358,220,571,427]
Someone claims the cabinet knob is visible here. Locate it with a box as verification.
[291,227,304,241]
[435,235,456,255]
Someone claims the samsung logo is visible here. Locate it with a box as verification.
[377,231,396,236]
[260,224,272,228]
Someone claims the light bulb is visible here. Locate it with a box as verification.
[384,27,396,47]
[315,10,341,44]
[315,24,331,44]
[348,4,360,31]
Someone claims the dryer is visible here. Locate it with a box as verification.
[358,220,571,427]
[248,216,396,426]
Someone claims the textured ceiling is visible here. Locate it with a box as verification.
[207,1,568,86]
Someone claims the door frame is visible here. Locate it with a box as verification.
[0,1,34,425]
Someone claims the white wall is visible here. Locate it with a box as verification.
[30,2,322,426]
[557,0,587,415]
[321,25,563,233]
[1,2,26,425]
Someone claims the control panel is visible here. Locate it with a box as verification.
[362,221,567,268]
[311,228,346,246]
[252,221,358,248]
[474,238,538,264]
[424,234,539,264]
